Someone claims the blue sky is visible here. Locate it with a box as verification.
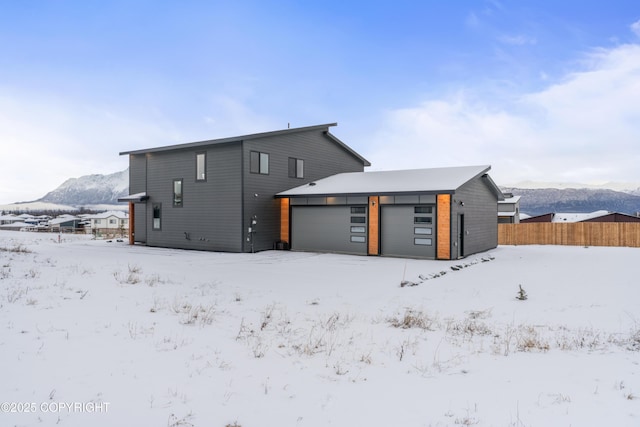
[2,0,640,203]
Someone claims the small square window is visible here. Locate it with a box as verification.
[350,236,366,243]
[351,206,366,214]
[351,216,366,224]
[350,226,366,233]
[414,227,432,235]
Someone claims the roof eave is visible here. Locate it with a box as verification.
[119,123,339,156]
[323,131,371,167]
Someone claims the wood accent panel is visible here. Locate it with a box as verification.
[437,194,451,259]
[498,223,640,247]
[280,198,290,243]
[128,201,135,245]
[368,196,380,255]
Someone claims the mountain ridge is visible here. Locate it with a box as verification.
[3,169,640,216]
[501,187,640,217]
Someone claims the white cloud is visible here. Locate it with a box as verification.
[0,89,283,204]
[631,19,640,37]
[364,44,640,186]
[0,94,173,204]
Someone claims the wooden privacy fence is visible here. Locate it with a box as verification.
[498,223,640,247]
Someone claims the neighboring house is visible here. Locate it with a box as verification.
[119,123,370,252]
[498,193,521,224]
[49,216,82,233]
[520,213,555,223]
[0,214,20,225]
[577,212,640,223]
[276,165,504,260]
[520,211,640,223]
[88,211,129,236]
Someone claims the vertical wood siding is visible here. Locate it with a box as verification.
[437,194,451,259]
[368,196,380,255]
[280,198,289,243]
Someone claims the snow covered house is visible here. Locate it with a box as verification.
[276,165,504,259]
[119,123,503,259]
[119,123,369,252]
[521,211,640,223]
[498,193,521,224]
[87,211,129,236]
[49,216,82,233]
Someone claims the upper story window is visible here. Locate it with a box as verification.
[153,204,161,230]
[288,157,304,178]
[196,153,206,181]
[173,179,183,207]
[250,151,269,175]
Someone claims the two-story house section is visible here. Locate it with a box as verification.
[119,123,370,252]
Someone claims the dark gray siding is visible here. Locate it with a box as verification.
[242,129,366,251]
[129,154,147,243]
[144,143,243,251]
[451,177,499,258]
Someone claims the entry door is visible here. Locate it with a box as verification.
[457,214,465,258]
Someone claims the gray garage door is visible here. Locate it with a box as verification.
[381,205,436,258]
[291,206,367,255]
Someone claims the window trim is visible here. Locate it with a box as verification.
[288,157,305,178]
[414,237,433,246]
[152,203,162,230]
[414,217,433,224]
[196,152,206,182]
[250,151,270,175]
[414,227,433,235]
[173,179,183,207]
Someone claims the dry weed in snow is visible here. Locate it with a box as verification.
[0,231,639,427]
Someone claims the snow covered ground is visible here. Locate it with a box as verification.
[1,231,638,426]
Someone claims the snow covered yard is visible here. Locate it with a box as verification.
[0,231,638,427]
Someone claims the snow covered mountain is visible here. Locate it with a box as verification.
[37,169,129,207]
[501,187,640,216]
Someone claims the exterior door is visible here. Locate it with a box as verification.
[457,214,465,258]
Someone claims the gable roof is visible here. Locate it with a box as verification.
[119,123,370,166]
[277,165,503,198]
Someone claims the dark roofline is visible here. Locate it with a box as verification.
[323,131,371,167]
[119,123,340,156]
[275,190,454,199]
[481,174,505,201]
